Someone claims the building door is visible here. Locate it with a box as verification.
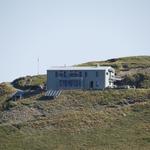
[90,81,94,89]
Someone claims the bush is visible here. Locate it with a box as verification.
[116,73,150,88]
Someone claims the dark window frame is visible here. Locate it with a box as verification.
[55,71,58,77]
[85,72,87,78]
[96,71,99,77]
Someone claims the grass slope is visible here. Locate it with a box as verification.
[0,56,150,150]
[78,56,150,71]
[0,89,150,150]
[11,75,46,90]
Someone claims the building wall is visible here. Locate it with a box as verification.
[47,69,112,90]
[83,70,105,90]
[105,68,115,88]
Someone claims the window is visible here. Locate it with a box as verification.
[78,80,81,87]
[58,71,64,77]
[55,72,58,77]
[74,80,78,87]
[59,80,82,88]
[96,81,100,87]
[59,80,63,87]
[64,80,67,87]
[79,71,82,77]
[64,71,66,77]
[85,72,87,78]
[56,71,67,77]
[69,71,81,77]
[96,71,99,77]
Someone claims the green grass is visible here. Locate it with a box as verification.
[0,56,150,149]
[11,75,46,90]
[78,56,150,71]
[0,102,150,150]
[0,89,150,150]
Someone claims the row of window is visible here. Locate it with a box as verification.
[59,80,100,88]
[56,71,83,78]
[55,71,100,78]
[59,80,81,88]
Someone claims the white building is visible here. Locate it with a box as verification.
[47,66,116,90]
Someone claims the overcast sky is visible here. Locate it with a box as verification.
[0,0,150,82]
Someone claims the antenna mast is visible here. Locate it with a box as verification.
[37,57,39,75]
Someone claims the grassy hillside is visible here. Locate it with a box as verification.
[0,83,16,111]
[0,89,150,150]
[78,56,150,71]
[0,56,150,150]
[11,75,46,90]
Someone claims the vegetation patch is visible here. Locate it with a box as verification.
[0,56,150,150]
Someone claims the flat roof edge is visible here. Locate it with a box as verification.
[47,66,114,71]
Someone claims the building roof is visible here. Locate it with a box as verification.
[47,66,114,71]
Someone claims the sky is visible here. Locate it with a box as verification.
[0,0,150,82]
